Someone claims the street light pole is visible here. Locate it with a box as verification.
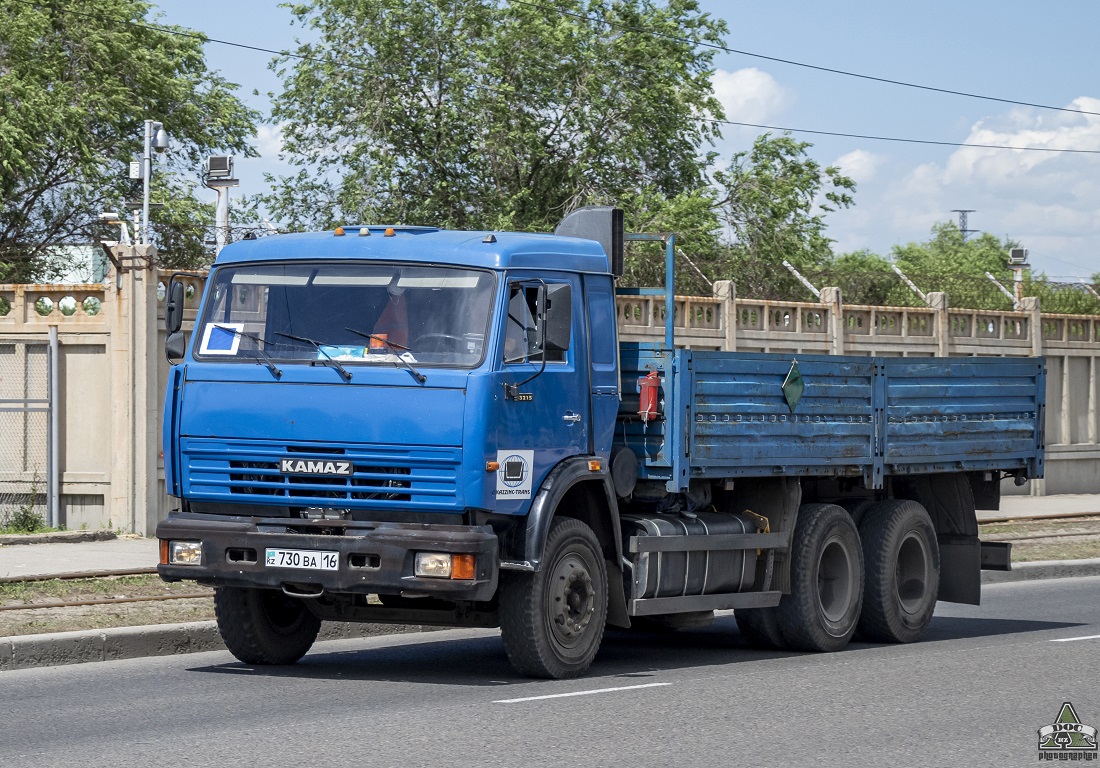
[141,120,170,245]
[142,120,152,245]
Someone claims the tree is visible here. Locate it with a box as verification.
[888,222,1020,309]
[0,0,260,279]
[265,0,727,232]
[701,133,856,298]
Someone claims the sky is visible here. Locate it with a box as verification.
[154,0,1100,281]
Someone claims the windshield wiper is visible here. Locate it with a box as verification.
[209,326,282,380]
[275,332,353,382]
[345,327,426,384]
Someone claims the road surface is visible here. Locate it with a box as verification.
[3,576,1098,767]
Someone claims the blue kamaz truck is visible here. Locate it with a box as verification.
[157,208,1044,679]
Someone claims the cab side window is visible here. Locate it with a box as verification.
[503,282,571,364]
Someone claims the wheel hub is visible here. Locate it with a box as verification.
[895,531,930,615]
[816,535,854,624]
[549,554,595,643]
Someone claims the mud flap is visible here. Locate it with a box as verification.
[937,535,981,605]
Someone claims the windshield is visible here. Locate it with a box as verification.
[195,262,496,368]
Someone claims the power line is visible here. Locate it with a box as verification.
[11,0,1100,156]
[512,0,1100,118]
[702,118,1100,155]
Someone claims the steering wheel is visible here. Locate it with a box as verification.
[413,333,467,353]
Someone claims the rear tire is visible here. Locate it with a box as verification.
[499,518,608,679]
[858,500,940,643]
[735,607,786,650]
[214,587,321,665]
[776,503,864,652]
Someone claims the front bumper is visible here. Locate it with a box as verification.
[156,514,498,602]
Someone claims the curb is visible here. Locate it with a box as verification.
[981,557,1100,584]
[0,530,118,547]
[0,620,439,673]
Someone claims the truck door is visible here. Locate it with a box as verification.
[492,274,590,511]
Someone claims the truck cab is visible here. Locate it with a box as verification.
[159,224,626,676]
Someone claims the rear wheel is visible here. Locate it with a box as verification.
[214,587,321,665]
[858,500,940,643]
[499,518,608,679]
[776,503,864,652]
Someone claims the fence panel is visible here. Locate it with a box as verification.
[0,338,51,527]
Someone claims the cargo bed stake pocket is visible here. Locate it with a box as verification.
[349,553,381,569]
[226,547,257,564]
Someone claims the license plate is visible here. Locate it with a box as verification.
[265,548,339,571]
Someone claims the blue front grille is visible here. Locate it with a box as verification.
[181,439,462,511]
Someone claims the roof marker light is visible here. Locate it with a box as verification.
[384,227,396,237]
[334,227,345,236]
[358,227,370,236]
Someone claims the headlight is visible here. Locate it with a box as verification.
[169,541,203,565]
[414,553,475,579]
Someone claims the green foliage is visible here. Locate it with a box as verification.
[1,472,46,534]
[713,133,856,268]
[892,222,1015,279]
[0,0,259,275]
[265,0,726,232]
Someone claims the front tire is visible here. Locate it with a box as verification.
[858,500,940,643]
[214,587,322,665]
[499,518,608,679]
[776,503,864,652]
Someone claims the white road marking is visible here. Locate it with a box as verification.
[1050,634,1100,643]
[494,682,670,704]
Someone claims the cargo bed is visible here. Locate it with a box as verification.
[617,344,1045,491]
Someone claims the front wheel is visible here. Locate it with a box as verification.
[776,503,864,652]
[499,518,608,679]
[214,587,322,665]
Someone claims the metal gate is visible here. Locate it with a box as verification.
[0,331,58,529]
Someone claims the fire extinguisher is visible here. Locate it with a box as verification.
[638,370,660,422]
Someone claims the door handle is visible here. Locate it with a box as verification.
[563,411,581,423]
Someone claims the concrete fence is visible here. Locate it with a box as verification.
[0,251,1095,534]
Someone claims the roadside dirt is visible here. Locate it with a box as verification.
[0,575,214,637]
[979,516,1100,562]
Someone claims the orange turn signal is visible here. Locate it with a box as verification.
[588,460,602,472]
[159,539,168,565]
[451,554,476,580]
[485,460,500,472]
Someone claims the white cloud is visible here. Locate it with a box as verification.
[834,149,881,185]
[255,124,285,158]
[827,98,1100,277]
[711,67,792,125]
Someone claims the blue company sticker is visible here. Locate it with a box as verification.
[198,322,243,356]
[496,450,534,499]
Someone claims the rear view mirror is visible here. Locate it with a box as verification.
[165,278,185,334]
[165,277,186,363]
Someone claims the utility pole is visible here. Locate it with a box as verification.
[951,209,978,241]
[204,156,239,256]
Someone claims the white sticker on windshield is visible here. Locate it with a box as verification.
[199,322,243,356]
[496,450,534,499]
